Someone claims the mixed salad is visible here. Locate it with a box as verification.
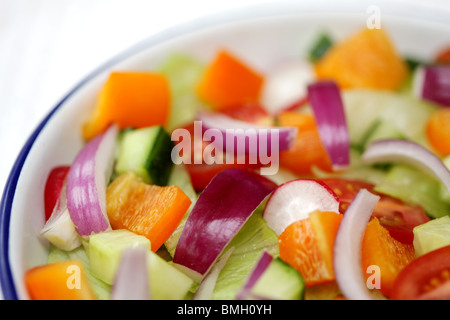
[24,26,450,300]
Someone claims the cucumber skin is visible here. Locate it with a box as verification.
[251,257,305,300]
[115,126,174,186]
[144,126,174,186]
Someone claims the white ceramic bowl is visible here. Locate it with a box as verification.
[2,1,450,300]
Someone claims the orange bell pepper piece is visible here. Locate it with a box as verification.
[361,217,415,298]
[278,111,332,175]
[278,211,343,287]
[82,72,170,140]
[106,172,192,252]
[25,260,96,300]
[426,108,450,156]
[196,50,264,110]
[314,28,408,90]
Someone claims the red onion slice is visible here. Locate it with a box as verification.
[236,251,273,300]
[196,111,297,157]
[308,81,350,170]
[193,247,235,300]
[260,59,314,115]
[361,139,450,192]
[110,248,150,300]
[414,65,450,107]
[333,189,380,300]
[66,125,118,236]
[263,179,340,235]
[173,168,277,282]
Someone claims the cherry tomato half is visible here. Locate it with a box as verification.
[320,178,430,244]
[391,245,450,300]
[44,166,70,221]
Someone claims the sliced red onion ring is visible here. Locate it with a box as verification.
[308,81,350,170]
[361,139,450,192]
[40,182,81,251]
[110,248,150,300]
[66,125,118,236]
[173,168,277,282]
[193,247,235,300]
[413,65,450,107]
[260,59,314,115]
[263,179,340,235]
[333,189,380,300]
[196,111,297,157]
[235,251,273,300]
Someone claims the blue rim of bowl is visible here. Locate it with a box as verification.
[1,1,449,300]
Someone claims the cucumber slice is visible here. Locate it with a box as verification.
[413,216,450,256]
[211,210,279,300]
[47,244,111,300]
[251,257,305,300]
[88,229,151,285]
[158,53,209,131]
[374,164,450,219]
[147,251,194,300]
[88,229,194,299]
[115,125,174,186]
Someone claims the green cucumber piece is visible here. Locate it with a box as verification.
[115,125,174,186]
[147,251,194,300]
[88,229,151,285]
[158,53,209,131]
[47,244,111,300]
[251,257,305,300]
[374,164,450,219]
[211,210,279,300]
[88,229,194,299]
[413,216,450,256]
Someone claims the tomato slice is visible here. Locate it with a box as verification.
[391,245,450,300]
[320,178,430,244]
[44,166,70,221]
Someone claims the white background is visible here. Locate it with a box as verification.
[1,0,449,300]
[0,0,279,195]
